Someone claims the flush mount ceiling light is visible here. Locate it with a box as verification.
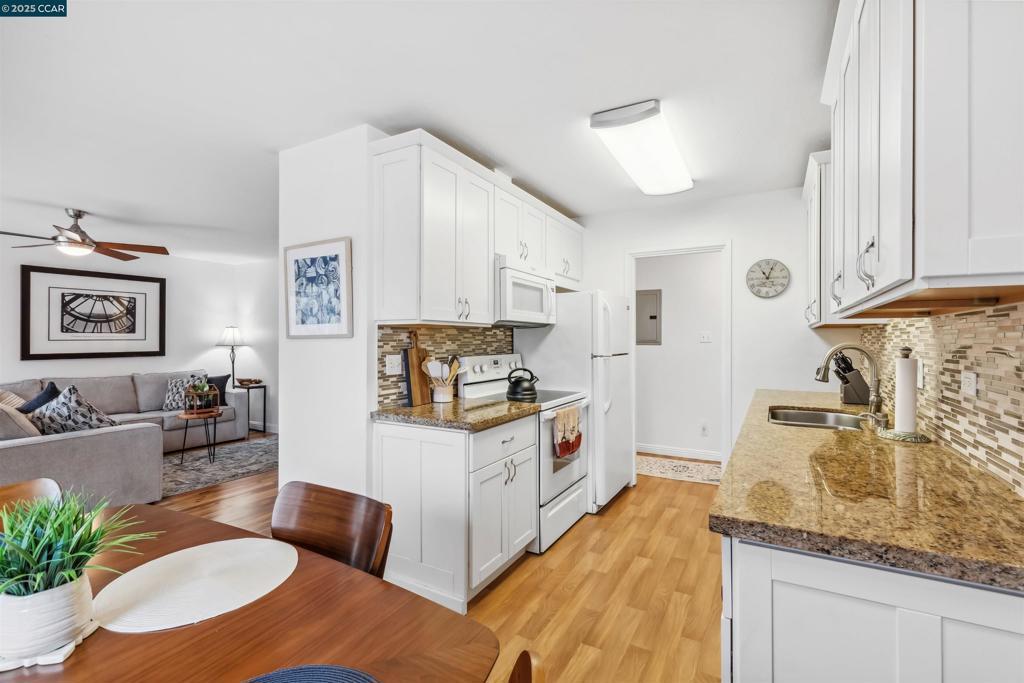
[590,99,693,195]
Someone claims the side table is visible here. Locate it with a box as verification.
[234,383,267,433]
[177,409,223,465]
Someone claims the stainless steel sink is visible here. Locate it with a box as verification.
[768,408,865,431]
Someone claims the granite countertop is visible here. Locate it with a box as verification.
[371,397,540,432]
[710,389,1024,592]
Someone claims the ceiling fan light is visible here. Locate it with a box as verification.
[55,236,94,256]
[590,99,694,195]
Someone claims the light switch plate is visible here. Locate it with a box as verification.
[699,332,712,344]
[385,354,403,376]
[961,370,978,397]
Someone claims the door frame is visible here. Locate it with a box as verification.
[627,242,733,464]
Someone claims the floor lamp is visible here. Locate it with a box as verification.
[217,326,246,385]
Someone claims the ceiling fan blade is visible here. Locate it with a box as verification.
[0,230,55,241]
[93,246,139,261]
[12,243,57,249]
[94,242,169,255]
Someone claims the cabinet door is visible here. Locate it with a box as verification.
[420,149,461,322]
[855,0,881,301]
[469,457,508,588]
[494,187,522,262]
[829,101,846,314]
[841,37,870,309]
[506,446,538,554]
[805,167,822,326]
[459,169,494,324]
[521,204,546,271]
[561,225,583,283]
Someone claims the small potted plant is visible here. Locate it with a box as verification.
[0,494,158,662]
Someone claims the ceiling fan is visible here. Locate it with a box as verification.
[0,208,170,261]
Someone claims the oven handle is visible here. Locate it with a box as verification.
[540,399,590,421]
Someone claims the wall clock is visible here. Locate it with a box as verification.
[746,259,790,298]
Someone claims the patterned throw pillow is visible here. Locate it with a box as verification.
[30,385,117,436]
[0,390,26,409]
[163,374,206,411]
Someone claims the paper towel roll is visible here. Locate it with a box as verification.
[895,349,917,433]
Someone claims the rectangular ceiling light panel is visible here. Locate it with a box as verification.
[590,100,693,195]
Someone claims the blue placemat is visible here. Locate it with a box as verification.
[247,665,378,683]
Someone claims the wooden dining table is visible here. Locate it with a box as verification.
[1,505,499,682]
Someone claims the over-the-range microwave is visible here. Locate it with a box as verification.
[494,255,556,327]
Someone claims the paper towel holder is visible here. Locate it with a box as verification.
[877,347,932,443]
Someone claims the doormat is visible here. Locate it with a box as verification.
[636,454,721,485]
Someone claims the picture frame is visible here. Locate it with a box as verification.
[283,237,353,339]
[21,265,166,360]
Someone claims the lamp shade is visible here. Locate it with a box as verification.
[216,326,246,347]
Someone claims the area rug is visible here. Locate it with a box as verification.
[163,435,278,498]
[636,454,721,485]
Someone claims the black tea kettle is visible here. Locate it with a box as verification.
[506,368,540,402]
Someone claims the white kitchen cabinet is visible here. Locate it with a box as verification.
[373,416,539,614]
[726,539,1024,683]
[545,215,583,285]
[494,188,546,274]
[821,0,1024,319]
[372,129,585,324]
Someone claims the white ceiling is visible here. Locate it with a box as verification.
[1,1,837,264]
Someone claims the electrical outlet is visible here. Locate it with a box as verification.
[961,370,978,397]
[699,332,712,344]
[385,354,403,376]
[917,358,924,389]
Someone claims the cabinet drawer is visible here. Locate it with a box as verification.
[470,416,537,472]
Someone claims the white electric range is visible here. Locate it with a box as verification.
[458,353,590,553]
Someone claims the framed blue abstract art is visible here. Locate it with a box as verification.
[283,237,353,338]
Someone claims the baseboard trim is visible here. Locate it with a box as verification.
[637,443,721,462]
[250,421,279,433]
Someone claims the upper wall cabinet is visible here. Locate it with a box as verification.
[372,130,586,325]
[821,0,1024,318]
[545,216,583,285]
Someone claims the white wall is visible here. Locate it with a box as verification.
[234,258,280,432]
[635,251,724,460]
[0,216,279,430]
[278,124,385,494]
[581,187,860,447]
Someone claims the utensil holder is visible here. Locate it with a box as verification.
[432,385,453,403]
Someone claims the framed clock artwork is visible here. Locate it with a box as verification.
[745,259,790,298]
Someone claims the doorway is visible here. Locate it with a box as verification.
[630,245,731,464]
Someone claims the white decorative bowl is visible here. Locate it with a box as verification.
[0,575,93,660]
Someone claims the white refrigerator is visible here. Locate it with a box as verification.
[514,290,635,511]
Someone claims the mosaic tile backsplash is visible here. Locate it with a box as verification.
[377,326,512,408]
[860,303,1024,495]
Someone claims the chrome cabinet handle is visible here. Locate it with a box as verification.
[855,238,876,289]
[501,435,516,445]
[804,304,813,323]
[511,459,518,482]
[503,461,510,485]
[465,298,471,319]
[830,272,843,307]
[518,241,525,258]
[524,242,529,259]
[457,297,464,320]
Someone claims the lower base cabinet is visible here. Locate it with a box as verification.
[373,418,538,614]
[723,538,1024,682]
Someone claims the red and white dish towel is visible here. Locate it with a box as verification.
[553,405,583,458]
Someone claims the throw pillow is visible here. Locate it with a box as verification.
[0,403,41,440]
[29,385,117,436]
[207,374,231,407]
[17,381,61,414]
[0,389,26,409]
[163,374,206,411]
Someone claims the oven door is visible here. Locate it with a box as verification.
[496,265,555,327]
[539,399,589,506]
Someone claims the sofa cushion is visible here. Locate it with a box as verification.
[0,380,41,401]
[43,375,138,416]
[0,404,41,440]
[207,374,231,406]
[162,406,235,431]
[17,381,61,414]
[30,385,118,436]
[133,370,205,412]
[110,412,165,428]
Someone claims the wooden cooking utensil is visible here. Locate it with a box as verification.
[404,331,432,407]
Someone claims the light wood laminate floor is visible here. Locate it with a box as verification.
[158,469,723,682]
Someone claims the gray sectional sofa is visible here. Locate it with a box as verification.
[0,370,249,505]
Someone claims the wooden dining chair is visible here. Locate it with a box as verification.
[271,481,393,579]
[507,650,544,683]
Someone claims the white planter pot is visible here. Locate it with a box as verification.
[0,575,93,660]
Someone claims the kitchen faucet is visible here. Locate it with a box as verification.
[815,343,888,430]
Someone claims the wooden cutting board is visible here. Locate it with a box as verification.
[404,330,431,407]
